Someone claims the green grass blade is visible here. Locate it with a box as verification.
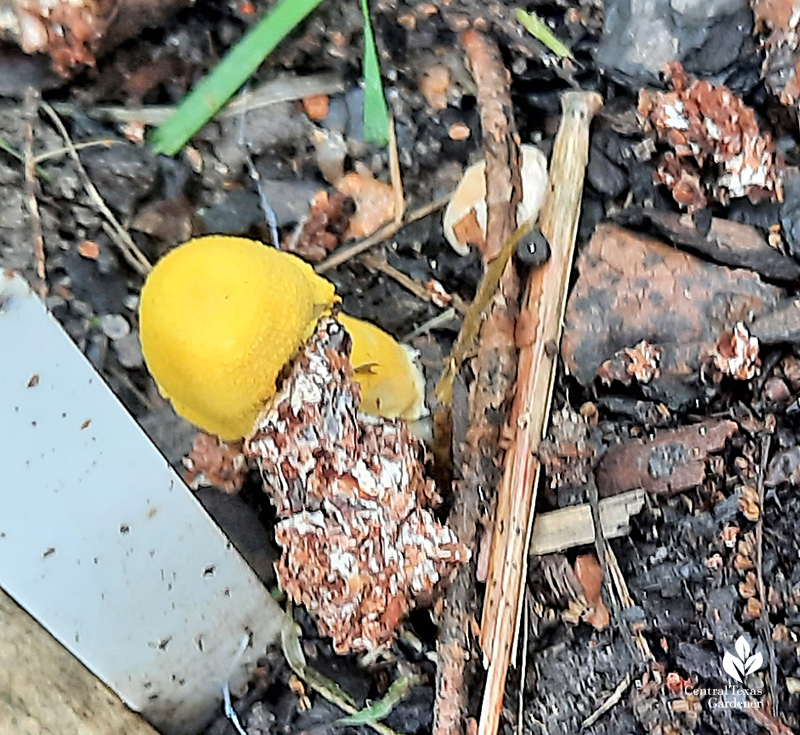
[359,0,390,146]
[336,673,423,726]
[516,8,573,60]
[150,0,326,156]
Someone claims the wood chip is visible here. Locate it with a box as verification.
[596,419,738,497]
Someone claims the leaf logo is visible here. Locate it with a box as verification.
[722,636,764,683]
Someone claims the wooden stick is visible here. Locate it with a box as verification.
[477,90,602,735]
[433,29,522,735]
[529,490,646,556]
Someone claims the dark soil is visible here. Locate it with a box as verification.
[2,0,800,734]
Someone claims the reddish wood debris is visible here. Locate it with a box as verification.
[538,406,599,491]
[246,318,468,654]
[752,0,800,106]
[638,62,780,209]
[283,191,355,262]
[596,419,738,498]
[1,0,191,75]
[597,340,662,386]
[561,225,783,403]
[183,433,248,495]
[707,322,760,381]
[536,554,609,631]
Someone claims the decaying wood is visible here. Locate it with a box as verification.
[561,225,782,404]
[596,419,738,497]
[0,588,160,735]
[433,29,522,735]
[626,209,800,282]
[246,318,468,655]
[478,90,602,735]
[529,489,646,556]
[460,29,523,262]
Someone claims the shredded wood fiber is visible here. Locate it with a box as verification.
[246,317,469,653]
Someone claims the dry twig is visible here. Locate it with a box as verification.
[39,102,152,277]
[478,90,602,735]
[580,673,632,729]
[402,308,459,343]
[604,544,654,663]
[388,117,405,225]
[358,253,468,314]
[316,194,451,273]
[433,29,522,735]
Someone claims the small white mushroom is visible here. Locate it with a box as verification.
[443,144,549,255]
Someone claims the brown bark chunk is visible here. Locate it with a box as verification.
[561,224,784,400]
[596,419,738,497]
[631,209,800,282]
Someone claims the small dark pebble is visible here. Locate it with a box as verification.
[516,227,551,268]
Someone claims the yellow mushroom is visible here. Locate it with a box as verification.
[338,314,426,421]
[139,236,426,441]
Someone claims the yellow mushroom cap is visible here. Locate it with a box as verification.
[139,236,337,441]
[338,314,427,422]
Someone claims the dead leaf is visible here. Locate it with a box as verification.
[335,164,396,239]
[420,64,450,111]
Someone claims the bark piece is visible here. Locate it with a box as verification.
[596,419,738,497]
[460,28,522,261]
[183,433,247,494]
[752,297,800,344]
[434,28,523,735]
[573,554,610,630]
[246,318,468,654]
[626,208,800,282]
[561,224,784,403]
[538,406,600,490]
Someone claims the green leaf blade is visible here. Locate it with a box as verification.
[359,0,390,146]
[150,0,326,156]
[516,8,573,60]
